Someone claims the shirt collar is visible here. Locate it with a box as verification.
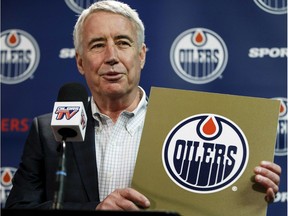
[91,87,147,132]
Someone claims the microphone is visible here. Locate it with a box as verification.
[51,82,88,142]
[51,82,88,210]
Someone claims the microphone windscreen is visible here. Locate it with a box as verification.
[51,82,88,142]
[57,82,88,109]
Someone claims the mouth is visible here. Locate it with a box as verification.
[100,71,125,81]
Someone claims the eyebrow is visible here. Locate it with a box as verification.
[88,35,134,47]
[114,35,134,43]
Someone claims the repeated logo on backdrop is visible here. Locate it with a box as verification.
[64,0,99,13]
[274,97,288,156]
[0,29,40,85]
[170,28,228,84]
[0,167,17,207]
[162,114,249,193]
[254,0,287,14]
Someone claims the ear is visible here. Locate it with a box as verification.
[139,43,146,69]
[76,52,85,75]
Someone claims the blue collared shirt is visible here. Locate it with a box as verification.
[91,87,147,201]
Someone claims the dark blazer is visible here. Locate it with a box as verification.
[5,104,100,210]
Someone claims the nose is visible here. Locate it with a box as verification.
[105,44,119,66]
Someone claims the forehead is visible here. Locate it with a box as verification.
[83,11,137,38]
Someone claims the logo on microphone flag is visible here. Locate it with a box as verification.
[162,113,249,194]
[55,106,80,120]
[51,102,87,142]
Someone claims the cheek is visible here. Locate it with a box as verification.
[82,56,102,74]
[124,54,142,71]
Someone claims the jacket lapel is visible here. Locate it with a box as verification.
[70,103,99,201]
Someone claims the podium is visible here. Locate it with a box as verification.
[2,209,180,216]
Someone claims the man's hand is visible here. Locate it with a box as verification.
[96,188,150,211]
[254,161,281,203]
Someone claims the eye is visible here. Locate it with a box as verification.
[116,40,132,48]
[90,43,105,52]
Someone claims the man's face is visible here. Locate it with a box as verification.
[76,11,146,99]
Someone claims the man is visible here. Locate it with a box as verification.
[5,0,281,211]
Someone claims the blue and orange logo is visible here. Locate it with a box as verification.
[0,29,40,84]
[65,0,99,14]
[273,97,287,156]
[162,114,249,193]
[254,0,287,14]
[1,167,17,207]
[170,28,228,84]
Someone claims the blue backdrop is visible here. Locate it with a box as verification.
[1,1,287,215]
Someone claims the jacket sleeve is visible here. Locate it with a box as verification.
[5,114,100,210]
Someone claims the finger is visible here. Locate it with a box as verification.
[254,167,280,187]
[259,161,282,176]
[265,188,275,203]
[119,188,150,209]
[96,197,123,210]
[254,172,279,203]
[96,188,150,211]
[254,174,279,194]
[254,165,281,187]
[96,189,136,210]
[115,197,141,211]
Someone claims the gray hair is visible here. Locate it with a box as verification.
[73,0,145,54]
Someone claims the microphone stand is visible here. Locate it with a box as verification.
[52,137,67,209]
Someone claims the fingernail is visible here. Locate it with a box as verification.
[265,195,274,203]
[255,175,262,183]
[255,167,261,173]
[145,199,150,207]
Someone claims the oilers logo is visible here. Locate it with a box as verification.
[170,28,228,84]
[1,167,17,207]
[162,114,249,193]
[65,0,99,14]
[0,29,40,84]
[273,97,287,156]
[254,0,287,15]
